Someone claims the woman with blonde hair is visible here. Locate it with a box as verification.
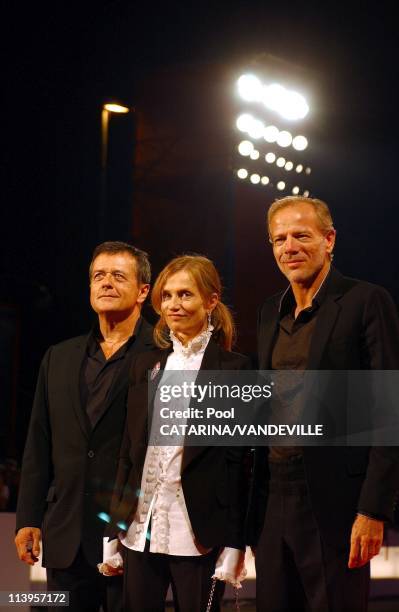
[101,254,249,612]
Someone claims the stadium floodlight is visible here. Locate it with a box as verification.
[292,135,308,151]
[237,74,263,102]
[248,118,265,139]
[262,83,309,120]
[303,190,310,197]
[238,140,254,156]
[237,72,309,121]
[236,113,254,132]
[234,72,312,190]
[277,130,293,147]
[279,91,309,120]
[262,83,286,112]
[264,125,279,143]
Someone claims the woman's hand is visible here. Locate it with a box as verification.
[98,536,124,576]
[213,547,247,587]
[98,562,123,577]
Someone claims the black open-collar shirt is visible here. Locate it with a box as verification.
[80,317,143,429]
[269,269,331,461]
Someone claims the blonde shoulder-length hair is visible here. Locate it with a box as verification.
[151,254,236,351]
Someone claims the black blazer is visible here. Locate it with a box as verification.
[16,318,154,568]
[248,268,399,548]
[107,339,251,550]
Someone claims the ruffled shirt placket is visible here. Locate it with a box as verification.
[122,326,213,556]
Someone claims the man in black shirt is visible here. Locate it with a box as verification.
[249,197,399,612]
[15,241,154,612]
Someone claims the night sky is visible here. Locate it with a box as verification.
[2,1,398,457]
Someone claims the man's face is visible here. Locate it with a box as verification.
[90,252,149,316]
[269,202,336,285]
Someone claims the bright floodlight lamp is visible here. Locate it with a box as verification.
[248,119,265,139]
[285,161,294,171]
[261,176,270,185]
[277,181,286,191]
[262,83,309,121]
[250,173,261,184]
[279,91,309,121]
[238,140,254,156]
[250,150,260,160]
[103,103,130,113]
[236,113,254,132]
[237,168,248,179]
[292,135,308,151]
[277,130,292,148]
[296,164,304,173]
[276,157,286,168]
[237,74,263,102]
[292,186,300,195]
[305,167,312,175]
[265,152,276,163]
[262,83,286,112]
[264,125,279,143]
[303,190,310,197]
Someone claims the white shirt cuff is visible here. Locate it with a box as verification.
[97,537,124,574]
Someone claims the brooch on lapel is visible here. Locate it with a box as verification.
[150,361,161,380]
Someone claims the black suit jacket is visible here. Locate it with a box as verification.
[248,268,399,548]
[107,339,251,550]
[16,318,154,568]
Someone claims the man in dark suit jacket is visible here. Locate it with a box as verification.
[249,197,399,612]
[15,241,154,612]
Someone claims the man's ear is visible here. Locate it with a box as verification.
[137,284,150,304]
[325,229,336,255]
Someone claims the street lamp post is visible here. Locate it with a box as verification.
[99,103,130,241]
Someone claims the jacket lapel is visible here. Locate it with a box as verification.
[147,349,171,431]
[307,268,345,369]
[128,349,170,452]
[68,336,91,438]
[307,298,341,368]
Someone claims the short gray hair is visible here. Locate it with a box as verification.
[267,196,334,237]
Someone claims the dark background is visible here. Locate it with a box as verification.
[1,1,398,460]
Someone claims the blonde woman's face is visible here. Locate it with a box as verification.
[160,270,217,345]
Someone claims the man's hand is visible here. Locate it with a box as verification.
[15,527,41,565]
[348,514,384,568]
